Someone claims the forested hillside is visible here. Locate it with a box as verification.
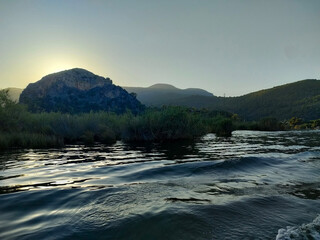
[148,80,320,120]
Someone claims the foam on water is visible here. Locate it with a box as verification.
[276,215,320,240]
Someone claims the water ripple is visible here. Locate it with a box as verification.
[0,130,319,239]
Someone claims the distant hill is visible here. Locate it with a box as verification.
[2,88,23,102]
[19,68,144,114]
[3,79,320,120]
[160,79,320,121]
[123,83,214,105]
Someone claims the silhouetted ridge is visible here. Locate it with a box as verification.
[19,68,144,114]
[7,78,320,120]
[123,83,214,106]
[169,79,320,120]
[148,83,178,90]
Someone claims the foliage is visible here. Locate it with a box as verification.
[122,107,211,141]
[139,79,320,121]
[2,89,318,150]
[0,92,235,149]
[282,117,320,130]
[289,117,303,128]
[257,117,284,131]
[0,132,63,150]
[311,119,320,129]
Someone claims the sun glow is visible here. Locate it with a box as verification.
[49,67,69,74]
[20,52,101,87]
[45,62,76,74]
[38,57,86,79]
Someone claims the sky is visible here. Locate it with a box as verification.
[0,0,319,96]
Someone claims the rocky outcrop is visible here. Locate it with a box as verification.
[19,68,144,114]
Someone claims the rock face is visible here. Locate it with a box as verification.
[19,68,144,114]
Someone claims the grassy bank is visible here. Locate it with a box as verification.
[0,132,64,149]
[233,116,320,131]
[0,108,234,150]
[0,90,237,149]
[1,90,317,150]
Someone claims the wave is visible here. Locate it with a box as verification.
[276,215,320,240]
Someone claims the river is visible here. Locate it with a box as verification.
[0,130,319,239]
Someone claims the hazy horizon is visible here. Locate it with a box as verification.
[1,0,320,96]
[2,69,320,98]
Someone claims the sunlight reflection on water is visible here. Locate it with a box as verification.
[0,130,319,239]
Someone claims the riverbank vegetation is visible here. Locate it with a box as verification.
[0,90,319,150]
[0,90,235,149]
[232,116,320,131]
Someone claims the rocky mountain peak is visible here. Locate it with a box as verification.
[33,68,112,94]
[19,68,144,114]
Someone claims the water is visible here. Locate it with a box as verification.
[0,130,319,240]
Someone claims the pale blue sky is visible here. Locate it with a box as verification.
[0,0,319,96]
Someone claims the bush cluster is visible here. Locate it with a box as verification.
[0,90,235,149]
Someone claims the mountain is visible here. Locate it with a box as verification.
[19,68,144,114]
[148,83,178,90]
[4,77,320,120]
[123,83,214,106]
[2,88,23,102]
[161,79,320,121]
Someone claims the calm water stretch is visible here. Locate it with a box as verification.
[0,131,320,240]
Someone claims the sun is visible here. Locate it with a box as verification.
[49,67,68,73]
[35,55,93,81]
[46,63,74,74]
[39,56,81,76]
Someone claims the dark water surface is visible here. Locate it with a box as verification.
[0,131,320,240]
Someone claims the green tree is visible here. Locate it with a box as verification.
[289,117,302,128]
[311,119,320,129]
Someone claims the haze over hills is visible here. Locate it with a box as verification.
[123,84,214,106]
[3,75,320,121]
